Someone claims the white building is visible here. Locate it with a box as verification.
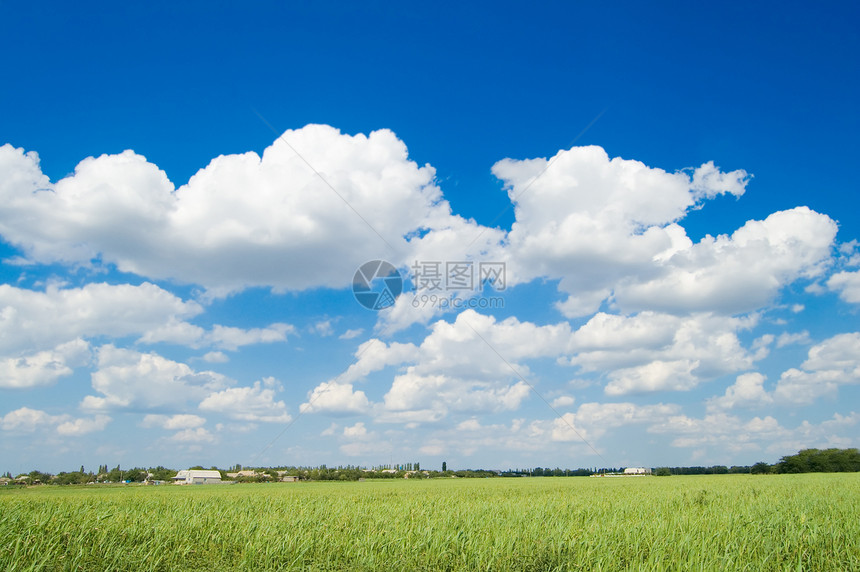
[623,467,651,475]
[172,469,222,484]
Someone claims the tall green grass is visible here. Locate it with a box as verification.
[1,473,858,570]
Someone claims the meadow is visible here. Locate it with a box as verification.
[1,473,858,571]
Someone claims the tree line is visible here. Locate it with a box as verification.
[754,448,860,474]
[4,448,857,485]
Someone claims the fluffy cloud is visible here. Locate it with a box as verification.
[615,207,837,314]
[828,271,860,304]
[0,282,200,355]
[604,360,701,395]
[550,402,679,442]
[337,338,418,386]
[566,312,759,395]
[706,372,774,411]
[0,339,90,388]
[137,321,294,350]
[404,403,678,462]
[337,422,393,457]
[304,310,570,421]
[648,412,787,451]
[0,135,839,337]
[381,372,530,422]
[2,128,857,469]
[339,328,364,340]
[199,378,291,423]
[770,412,860,454]
[0,127,480,295]
[494,147,751,316]
[1,407,59,431]
[774,333,860,405]
[550,395,575,408]
[140,413,215,445]
[776,331,811,348]
[300,382,371,415]
[307,308,769,420]
[81,345,231,411]
[201,351,229,363]
[310,320,334,336]
[141,413,207,430]
[169,428,216,443]
[56,414,111,436]
[0,282,288,380]
[648,410,858,457]
[699,333,860,410]
[1,406,111,435]
[342,421,369,439]
[206,324,294,351]
[492,146,836,319]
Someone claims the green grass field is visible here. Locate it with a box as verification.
[1,473,858,571]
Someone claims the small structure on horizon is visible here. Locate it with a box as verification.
[172,469,222,484]
[623,467,652,475]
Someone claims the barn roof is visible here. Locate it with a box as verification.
[173,469,222,479]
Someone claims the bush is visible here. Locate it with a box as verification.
[750,462,772,475]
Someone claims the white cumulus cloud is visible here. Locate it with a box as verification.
[774,332,860,405]
[199,378,290,423]
[0,339,90,388]
[81,345,231,411]
[1,406,111,436]
[706,372,774,411]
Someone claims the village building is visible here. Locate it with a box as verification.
[172,469,223,484]
[623,467,652,475]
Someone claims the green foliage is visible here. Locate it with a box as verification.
[1,475,858,570]
[775,448,860,474]
[27,471,52,484]
[751,462,772,475]
[654,467,672,476]
[149,466,176,481]
[54,471,90,485]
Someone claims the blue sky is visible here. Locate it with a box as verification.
[1,1,858,474]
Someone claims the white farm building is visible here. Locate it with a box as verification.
[172,469,222,484]
[623,467,651,475]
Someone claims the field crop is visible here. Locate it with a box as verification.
[1,473,858,570]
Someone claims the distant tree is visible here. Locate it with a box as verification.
[55,471,88,485]
[775,448,860,473]
[149,466,175,481]
[28,470,52,484]
[442,461,447,472]
[654,467,672,476]
[750,462,772,474]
